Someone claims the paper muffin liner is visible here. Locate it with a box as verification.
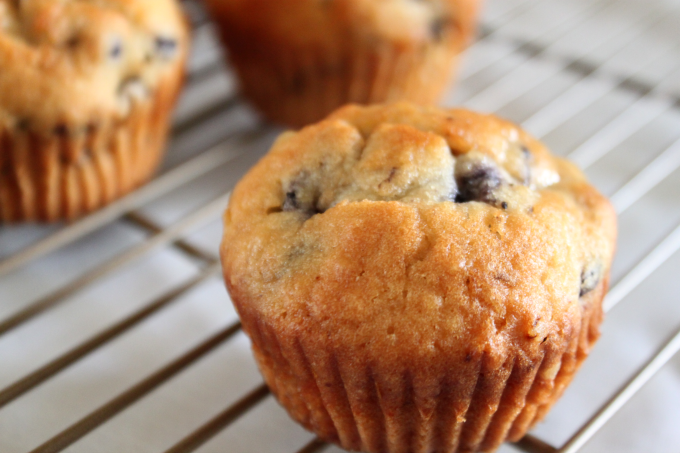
[221,33,464,128]
[0,71,183,223]
[234,279,606,453]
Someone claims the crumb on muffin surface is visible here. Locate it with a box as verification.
[0,0,188,132]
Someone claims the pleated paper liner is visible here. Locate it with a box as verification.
[224,35,465,129]
[235,278,606,453]
[0,72,182,223]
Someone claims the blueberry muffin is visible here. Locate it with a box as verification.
[0,0,189,222]
[221,103,617,453]
[204,0,478,128]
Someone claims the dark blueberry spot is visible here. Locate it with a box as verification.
[109,40,123,59]
[430,17,447,42]
[455,164,503,204]
[280,174,325,217]
[16,118,30,130]
[283,191,300,212]
[66,35,80,49]
[501,201,508,210]
[53,124,68,136]
[580,263,601,297]
[290,73,305,94]
[541,336,548,344]
[155,36,178,60]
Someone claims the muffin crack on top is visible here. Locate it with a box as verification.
[221,103,617,453]
[268,108,561,226]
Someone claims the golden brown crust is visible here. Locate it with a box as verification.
[221,103,617,452]
[0,0,189,222]
[204,0,480,127]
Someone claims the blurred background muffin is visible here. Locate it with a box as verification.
[0,0,189,222]
[204,0,479,127]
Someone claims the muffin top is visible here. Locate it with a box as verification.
[206,0,478,49]
[0,0,188,132]
[222,103,617,369]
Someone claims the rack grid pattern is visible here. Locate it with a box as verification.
[1,0,679,452]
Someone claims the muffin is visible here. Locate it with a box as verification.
[204,0,478,128]
[0,0,189,222]
[221,103,617,453]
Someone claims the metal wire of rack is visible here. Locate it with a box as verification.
[1,0,679,452]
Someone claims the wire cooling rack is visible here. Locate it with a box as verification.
[1,0,679,452]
